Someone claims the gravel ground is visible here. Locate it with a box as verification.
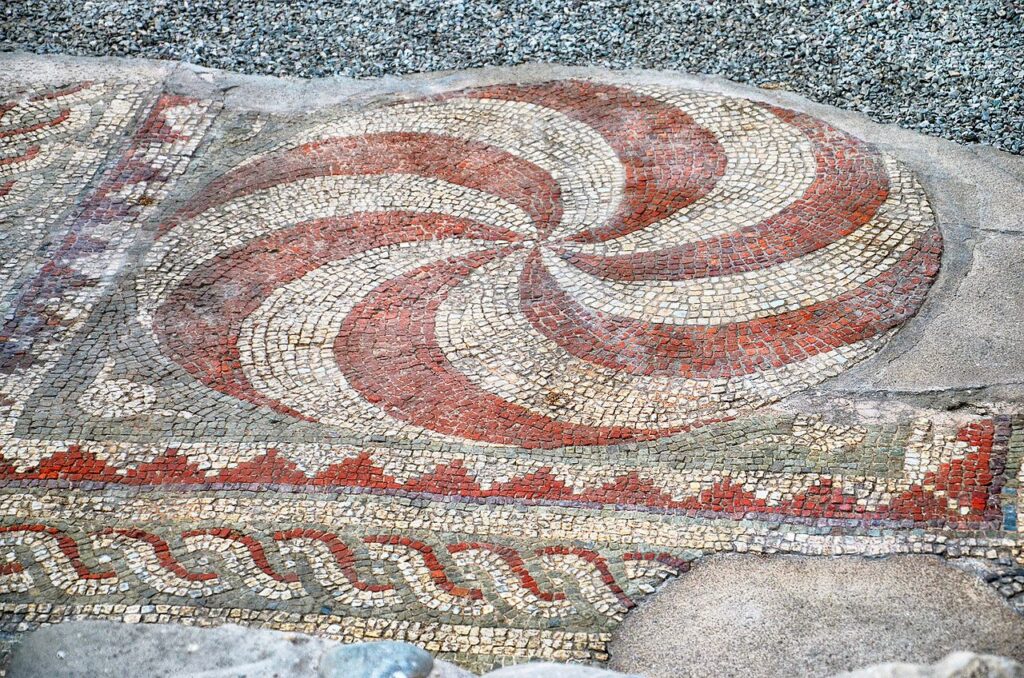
[2,0,1022,154]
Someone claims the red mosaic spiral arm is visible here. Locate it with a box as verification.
[143,80,941,449]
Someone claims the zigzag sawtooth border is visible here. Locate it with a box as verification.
[0,419,1009,527]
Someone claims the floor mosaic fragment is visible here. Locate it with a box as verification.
[0,61,1021,671]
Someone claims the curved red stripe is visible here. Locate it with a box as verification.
[98,528,217,582]
[0,145,39,167]
[162,132,561,237]
[30,81,94,102]
[622,552,691,574]
[181,528,298,583]
[522,229,940,379]
[460,80,726,243]
[562,106,890,281]
[363,534,482,600]
[447,542,566,602]
[275,529,394,592]
[0,524,115,580]
[334,249,693,449]
[538,546,633,608]
[0,108,71,139]
[154,213,519,420]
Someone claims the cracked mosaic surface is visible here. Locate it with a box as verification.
[0,74,1019,671]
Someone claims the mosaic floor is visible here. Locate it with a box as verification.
[0,64,1021,671]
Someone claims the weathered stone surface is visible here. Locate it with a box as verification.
[837,652,1024,678]
[5,621,333,677]
[6,620,1024,678]
[431,659,479,678]
[857,232,1024,398]
[610,555,1024,678]
[319,640,434,678]
[3,622,473,678]
[482,663,640,677]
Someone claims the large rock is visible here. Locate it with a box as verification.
[610,555,1024,678]
[3,622,468,678]
[6,618,1024,678]
[4,621,333,677]
[482,663,641,677]
[837,652,1024,677]
[319,640,433,678]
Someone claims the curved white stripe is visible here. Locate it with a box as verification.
[546,159,932,326]
[136,174,530,327]
[567,89,816,253]
[365,542,494,616]
[0,146,47,179]
[238,240,497,440]
[436,251,889,429]
[182,534,305,601]
[0,87,103,181]
[292,97,625,240]
[95,533,230,598]
[0,100,93,145]
[278,538,403,607]
[0,180,29,209]
[448,548,572,617]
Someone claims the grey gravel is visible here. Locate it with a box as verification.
[2,0,1022,154]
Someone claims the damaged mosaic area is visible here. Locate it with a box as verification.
[0,74,1020,671]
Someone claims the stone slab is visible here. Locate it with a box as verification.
[610,555,1024,678]
[3,621,474,678]
[5,621,332,677]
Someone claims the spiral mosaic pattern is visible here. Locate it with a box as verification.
[136,81,941,449]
